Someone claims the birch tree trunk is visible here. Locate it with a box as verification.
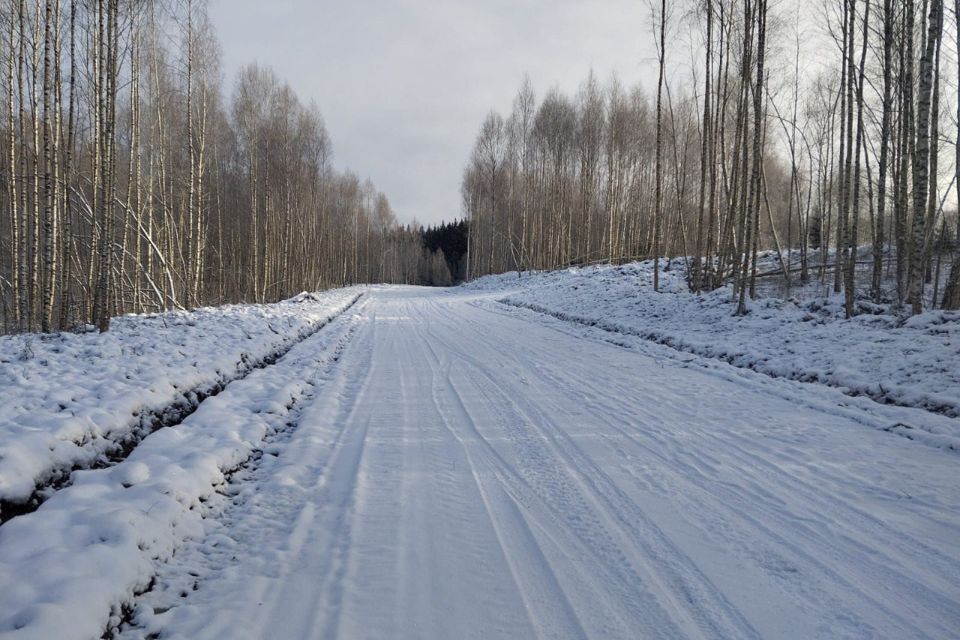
[907,0,943,313]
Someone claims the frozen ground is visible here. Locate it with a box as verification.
[1,283,958,639]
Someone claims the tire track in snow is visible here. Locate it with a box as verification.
[447,296,960,638]
[415,298,697,638]
[247,308,380,640]
[414,317,588,640]
[483,321,960,606]
[505,318,960,620]
[338,299,543,639]
[425,297,759,639]
[391,321,509,637]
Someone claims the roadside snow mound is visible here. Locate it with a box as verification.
[0,289,362,510]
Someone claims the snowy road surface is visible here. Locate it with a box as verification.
[125,287,959,640]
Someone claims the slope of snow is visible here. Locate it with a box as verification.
[0,297,366,639]
[466,259,960,422]
[0,289,361,509]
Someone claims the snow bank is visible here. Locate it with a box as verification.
[0,298,364,639]
[0,289,362,511]
[465,259,960,422]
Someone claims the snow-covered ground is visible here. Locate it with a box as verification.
[467,258,960,428]
[0,289,361,513]
[0,295,365,638]
[1,280,958,639]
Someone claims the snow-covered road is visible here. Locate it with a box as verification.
[125,287,958,639]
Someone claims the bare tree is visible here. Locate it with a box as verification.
[653,0,666,292]
[942,0,960,309]
[907,0,944,313]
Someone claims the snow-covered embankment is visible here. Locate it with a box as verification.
[0,293,366,639]
[0,289,361,516]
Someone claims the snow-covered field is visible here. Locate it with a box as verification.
[1,276,958,639]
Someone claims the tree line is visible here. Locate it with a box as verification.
[463,0,959,315]
[422,219,468,285]
[0,0,453,334]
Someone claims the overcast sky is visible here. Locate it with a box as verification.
[209,0,658,226]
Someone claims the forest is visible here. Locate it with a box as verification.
[463,0,960,316]
[3,0,958,334]
[0,0,458,334]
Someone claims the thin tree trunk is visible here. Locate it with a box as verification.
[907,0,943,313]
[653,0,666,292]
[872,0,894,302]
[845,0,870,318]
[8,0,20,329]
[738,0,765,315]
[941,0,960,309]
